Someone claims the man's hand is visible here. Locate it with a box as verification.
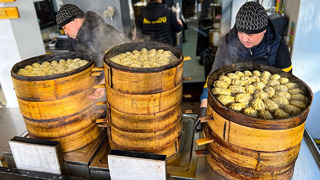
[193,107,207,133]
[88,88,105,100]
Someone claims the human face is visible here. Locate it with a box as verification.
[238,30,266,48]
[62,18,83,39]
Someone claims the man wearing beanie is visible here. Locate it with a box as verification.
[56,4,130,67]
[194,2,292,132]
[56,4,130,99]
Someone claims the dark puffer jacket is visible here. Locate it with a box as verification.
[73,11,129,67]
[200,21,292,101]
[210,20,292,73]
[138,2,183,45]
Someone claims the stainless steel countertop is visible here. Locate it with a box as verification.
[196,129,320,179]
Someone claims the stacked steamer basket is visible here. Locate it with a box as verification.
[103,42,183,158]
[201,63,313,179]
[11,52,104,152]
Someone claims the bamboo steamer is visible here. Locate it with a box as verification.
[204,63,313,180]
[103,42,183,158]
[11,52,103,152]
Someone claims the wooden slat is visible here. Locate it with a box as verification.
[106,81,182,114]
[110,104,181,132]
[0,7,19,19]
[92,67,103,71]
[91,72,101,76]
[199,116,214,123]
[110,118,182,150]
[183,56,191,61]
[93,84,105,89]
[183,77,192,81]
[96,118,106,124]
[12,64,96,101]
[103,61,183,93]
[208,106,306,152]
[17,89,96,120]
[196,137,214,146]
[195,150,209,157]
[183,94,192,98]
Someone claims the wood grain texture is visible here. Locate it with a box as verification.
[103,42,183,157]
[11,53,102,152]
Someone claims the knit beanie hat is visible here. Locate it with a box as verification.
[236,2,268,34]
[56,4,84,28]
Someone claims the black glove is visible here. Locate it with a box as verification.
[193,107,207,133]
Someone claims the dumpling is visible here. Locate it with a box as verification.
[274,85,289,92]
[270,74,281,80]
[132,50,140,55]
[290,100,307,109]
[264,86,275,97]
[243,70,253,77]
[217,95,235,106]
[235,93,252,103]
[245,84,256,94]
[251,75,260,82]
[229,85,245,94]
[254,82,266,90]
[260,77,269,85]
[250,98,265,111]
[286,82,299,90]
[253,70,261,77]
[272,96,289,107]
[268,79,280,87]
[254,90,269,99]
[263,99,279,112]
[219,75,232,84]
[275,91,291,100]
[283,104,301,115]
[279,77,289,85]
[232,79,247,86]
[289,88,305,95]
[25,65,33,70]
[227,73,240,80]
[274,109,290,119]
[229,103,247,112]
[291,94,308,102]
[240,76,252,84]
[17,69,29,76]
[259,110,273,119]
[261,71,271,78]
[214,80,229,89]
[243,107,258,118]
[32,62,41,68]
[212,88,232,96]
[235,71,245,77]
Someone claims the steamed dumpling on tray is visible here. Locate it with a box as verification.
[212,69,309,119]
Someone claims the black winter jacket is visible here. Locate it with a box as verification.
[210,21,292,74]
[73,11,129,67]
[138,2,183,45]
[200,21,292,101]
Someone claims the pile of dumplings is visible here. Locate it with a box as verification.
[212,70,309,119]
[109,48,177,68]
[17,58,89,76]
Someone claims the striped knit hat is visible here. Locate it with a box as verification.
[236,2,268,34]
[56,4,84,28]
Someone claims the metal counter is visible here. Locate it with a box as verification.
[1,114,198,179]
[195,129,320,179]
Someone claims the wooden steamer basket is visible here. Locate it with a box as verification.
[11,52,104,152]
[199,63,313,179]
[103,42,184,158]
